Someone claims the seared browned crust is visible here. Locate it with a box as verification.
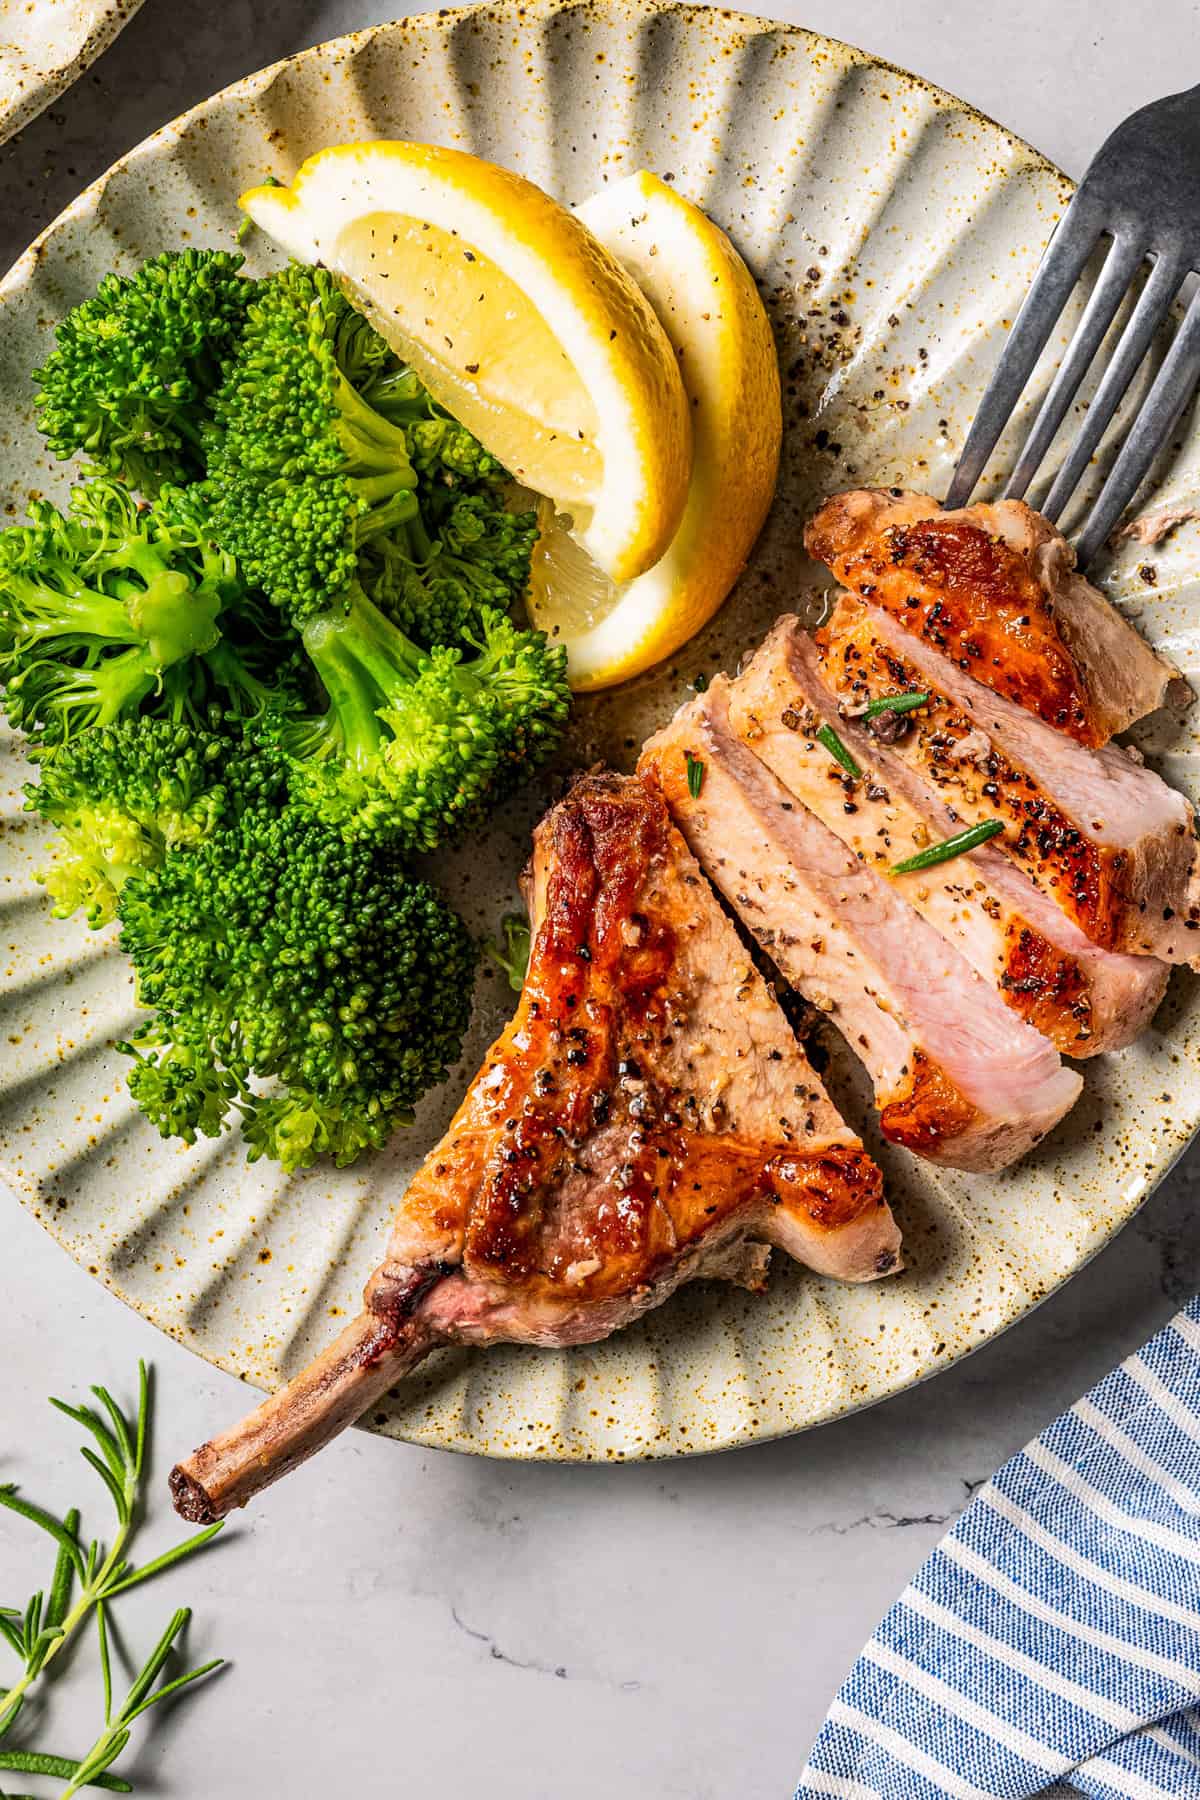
[879,1051,981,1160]
[170,773,894,1520]
[723,616,1169,1056]
[806,489,1191,747]
[808,495,1101,742]
[1000,921,1089,1044]
[393,771,887,1305]
[815,601,1194,952]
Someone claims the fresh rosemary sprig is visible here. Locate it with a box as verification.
[0,1744,130,1791]
[0,1506,78,1710]
[816,722,862,780]
[57,1604,221,1800]
[685,752,706,799]
[891,817,1006,874]
[0,1363,222,1746]
[864,689,929,718]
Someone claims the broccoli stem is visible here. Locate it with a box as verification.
[127,570,222,667]
[354,473,418,510]
[84,648,164,721]
[331,372,419,479]
[200,640,278,715]
[397,508,436,564]
[298,581,512,774]
[4,573,143,647]
[351,478,423,552]
[16,645,160,737]
[301,594,401,769]
[361,367,430,424]
[88,532,174,588]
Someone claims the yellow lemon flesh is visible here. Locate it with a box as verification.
[240,142,691,585]
[527,169,782,690]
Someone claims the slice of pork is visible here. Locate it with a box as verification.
[641,685,1082,1173]
[170,773,897,1521]
[819,594,1200,966]
[806,488,1190,745]
[726,617,1170,1057]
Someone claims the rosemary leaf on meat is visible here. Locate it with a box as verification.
[891,817,1005,874]
[0,1364,222,1743]
[816,723,861,780]
[685,752,706,799]
[864,690,929,718]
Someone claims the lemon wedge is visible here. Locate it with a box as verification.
[526,170,782,690]
[240,142,691,584]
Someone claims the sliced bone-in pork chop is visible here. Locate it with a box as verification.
[726,618,1170,1057]
[806,488,1189,745]
[819,594,1200,965]
[641,686,1082,1173]
[170,773,897,1521]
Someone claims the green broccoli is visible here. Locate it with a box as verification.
[362,489,539,648]
[0,479,229,743]
[115,806,478,1170]
[26,711,287,928]
[204,263,537,646]
[33,249,250,493]
[199,467,419,639]
[205,261,418,506]
[346,359,511,489]
[194,268,567,847]
[361,368,541,644]
[0,477,299,747]
[484,912,532,992]
[274,591,569,851]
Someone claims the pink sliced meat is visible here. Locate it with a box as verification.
[818,594,1200,965]
[726,616,1170,1056]
[806,488,1189,744]
[641,683,1082,1173]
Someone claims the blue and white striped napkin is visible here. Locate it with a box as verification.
[798,1297,1200,1799]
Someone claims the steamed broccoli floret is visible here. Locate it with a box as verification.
[33,249,250,493]
[277,591,569,851]
[206,261,418,505]
[362,489,540,648]
[0,476,301,746]
[26,711,288,928]
[201,468,421,634]
[197,268,565,848]
[116,806,478,1170]
[0,478,236,744]
[353,365,540,643]
[349,360,509,484]
[204,263,537,645]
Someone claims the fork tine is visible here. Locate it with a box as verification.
[1041,251,1189,525]
[1074,283,1200,566]
[944,195,1104,508]
[1004,234,1147,502]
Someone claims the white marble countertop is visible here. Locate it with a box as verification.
[3,2,1199,1794]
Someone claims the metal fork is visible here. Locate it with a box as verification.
[945,82,1200,567]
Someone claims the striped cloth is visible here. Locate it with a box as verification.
[798,1298,1200,1800]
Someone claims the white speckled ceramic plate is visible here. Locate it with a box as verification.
[0,0,144,147]
[3,0,1200,1461]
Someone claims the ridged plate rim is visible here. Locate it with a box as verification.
[3,0,1199,1464]
[0,0,146,149]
